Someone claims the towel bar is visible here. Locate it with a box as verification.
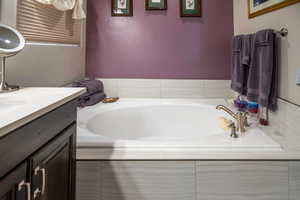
[276,28,288,37]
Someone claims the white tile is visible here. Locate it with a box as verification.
[96,78,231,99]
[161,88,205,98]
[117,79,161,88]
[104,87,118,97]
[118,87,161,98]
[97,79,118,97]
[98,79,118,88]
[263,98,300,146]
[116,79,161,98]
[201,88,228,98]
[204,80,231,89]
[226,89,236,99]
[161,80,204,88]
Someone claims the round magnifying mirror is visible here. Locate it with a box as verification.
[0,24,25,57]
[0,24,26,92]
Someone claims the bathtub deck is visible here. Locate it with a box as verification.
[77,98,300,160]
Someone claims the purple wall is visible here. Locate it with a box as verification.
[86,0,233,79]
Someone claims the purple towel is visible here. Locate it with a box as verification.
[72,79,106,107]
[72,79,104,97]
[242,34,253,67]
[231,35,248,95]
[247,29,277,110]
[78,92,106,107]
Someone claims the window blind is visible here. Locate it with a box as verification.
[17,0,81,44]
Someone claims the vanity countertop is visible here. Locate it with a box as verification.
[0,87,85,138]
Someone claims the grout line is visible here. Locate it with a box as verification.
[159,79,162,98]
[288,162,290,200]
[278,97,300,108]
[194,161,198,200]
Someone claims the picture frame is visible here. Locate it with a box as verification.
[111,0,133,17]
[146,0,168,10]
[248,0,300,18]
[180,0,201,17]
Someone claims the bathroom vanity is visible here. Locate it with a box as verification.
[0,88,84,200]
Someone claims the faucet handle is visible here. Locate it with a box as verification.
[243,111,249,116]
[242,112,251,127]
[237,110,248,116]
[228,122,238,138]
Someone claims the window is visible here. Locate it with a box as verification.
[17,0,81,44]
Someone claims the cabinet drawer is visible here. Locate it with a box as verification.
[0,100,77,178]
[77,161,196,200]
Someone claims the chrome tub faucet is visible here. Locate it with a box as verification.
[216,105,249,137]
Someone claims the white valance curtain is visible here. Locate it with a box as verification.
[34,0,86,19]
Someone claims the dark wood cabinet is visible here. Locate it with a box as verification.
[0,100,77,200]
[0,163,28,200]
[31,125,76,200]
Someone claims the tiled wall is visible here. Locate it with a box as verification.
[264,99,300,151]
[98,79,233,99]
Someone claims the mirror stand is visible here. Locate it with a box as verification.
[0,57,19,93]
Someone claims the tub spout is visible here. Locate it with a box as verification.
[216,105,248,134]
[216,105,238,120]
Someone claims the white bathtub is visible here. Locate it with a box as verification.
[77,98,281,152]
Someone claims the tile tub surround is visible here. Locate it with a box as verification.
[260,98,300,154]
[77,161,296,200]
[86,0,233,79]
[98,78,233,99]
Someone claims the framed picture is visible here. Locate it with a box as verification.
[180,0,201,17]
[146,0,167,10]
[248,0,300,18]
[111,0,133,16]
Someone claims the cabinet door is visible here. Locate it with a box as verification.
[196,161,288,200]
[77,161,196,200]
[289,162,300,200]
[30,124,76,200]
[0,163,29,200]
